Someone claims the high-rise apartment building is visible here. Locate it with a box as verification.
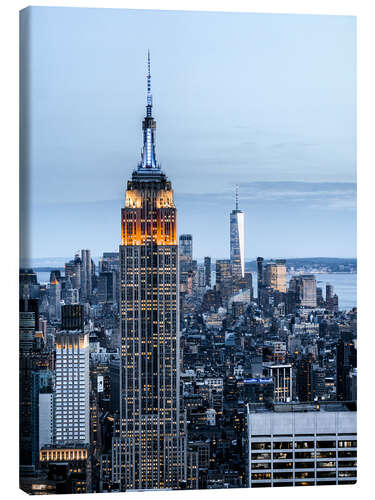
[118,53,186,490]
[55,331,90,444]
[230,186,244,280]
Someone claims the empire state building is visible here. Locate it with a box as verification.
[119,53,186,490]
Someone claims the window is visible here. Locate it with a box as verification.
[317,441,336,448]
[252,453,271,460]
[295,451,315,459]
[338,441,357,448]
[251,442,271,450]
[273,442,293,449]
[295,441,314,449]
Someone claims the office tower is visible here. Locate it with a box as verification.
[336,335,356,401]
[65,254,81,290]
[325,283,339,312]
[204,256,211,288]
[80,249,92,302]
[230,186,245,280]
[247,401,357,488]
[119,53,186,490]
[215,259,232,292]
[264,259,287,293]
[179,234,193,293]
[197,263,206,291]
[61,304,84,331]
[55,331,90,444]
[296,356,313,402]
[296,274,317,308]
[66,287,79,305]
[180,233,193,258]
[233,272,253,298]
[316,287,324,306]
[263,364,292,402]
[256,257,264,303]
[100,252,120,272]
[98,271,117,304]
[48,276,61,321]
[312,365,326,400]
[326,284,333,302]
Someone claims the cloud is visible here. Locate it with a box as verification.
[176,181,356,211]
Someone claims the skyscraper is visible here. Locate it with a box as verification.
[230,186,244,280]
[179,234,193,294]
[296,355,313,402]
[204,256,211,288]
[61,304,84,331]
[55,330,90,444]
[264,259,287,293]
[80,249,92,302]
[215,259,232,297]
[119,53,186,490]
[296,274,317,308]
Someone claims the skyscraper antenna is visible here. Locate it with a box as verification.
[147,50,152,106]
[235,185,239,211]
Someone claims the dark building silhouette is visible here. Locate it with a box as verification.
[336,334,357,401]
[204,257,211,288]
[61,304,84,331]
[296,356,313,402]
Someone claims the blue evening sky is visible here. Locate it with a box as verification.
[22,6,356,262]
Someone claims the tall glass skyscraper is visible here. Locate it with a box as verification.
[230,186,245,280]
[119,53,186,491]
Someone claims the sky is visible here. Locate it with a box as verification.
[21,6,356,263]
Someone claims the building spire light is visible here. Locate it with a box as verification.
[139,51,159,171]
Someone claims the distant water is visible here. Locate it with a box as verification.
[37,271,357,311]
[251,272,357,310]
[310,273,357,310]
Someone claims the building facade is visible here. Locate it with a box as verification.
[264,260,287,294]
[118,53,186,491]
[247,402,357,488]
[55,331,90,444]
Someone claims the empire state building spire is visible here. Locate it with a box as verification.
[140,50,158,170]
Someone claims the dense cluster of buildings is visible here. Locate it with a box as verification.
[19,56,356,494]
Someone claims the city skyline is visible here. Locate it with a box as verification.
[19,7,357,494]
[22,7,356,261]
